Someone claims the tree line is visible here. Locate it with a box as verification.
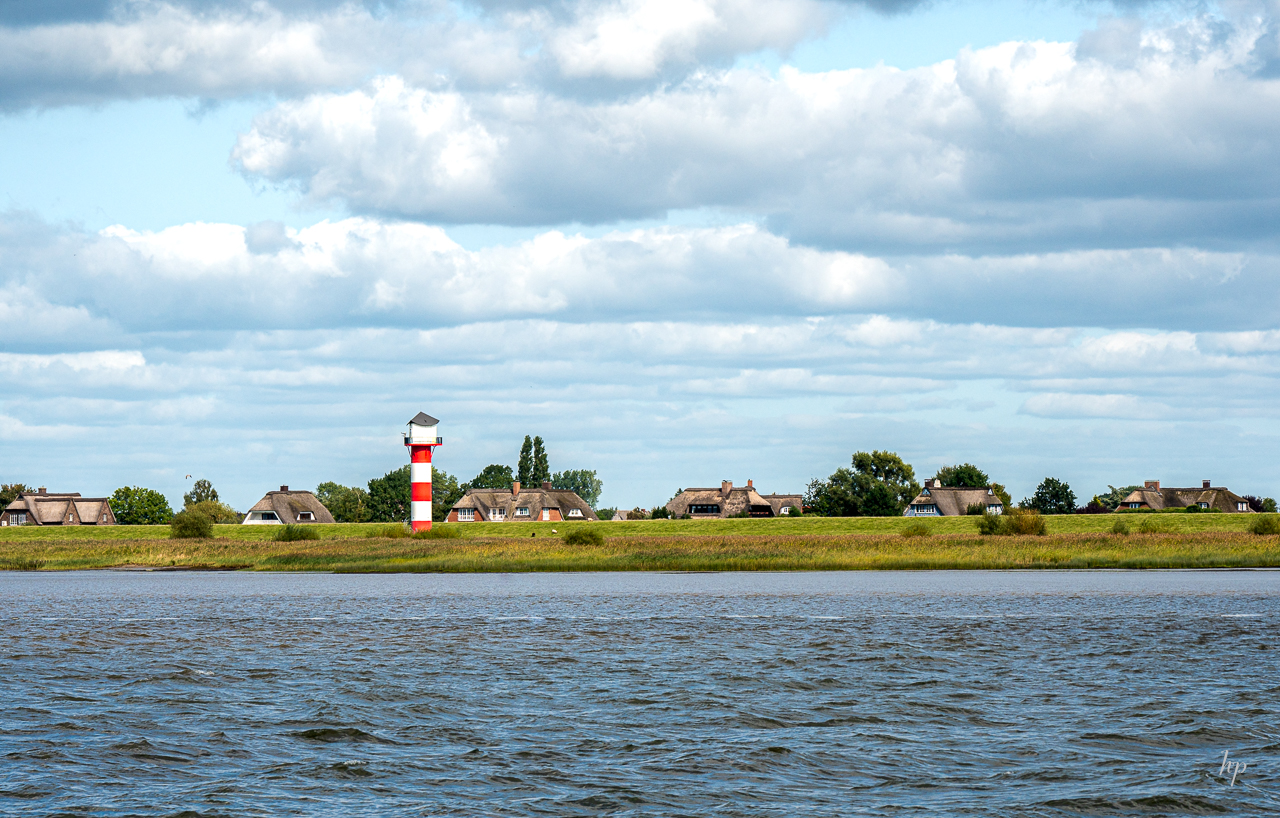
[802,454,1277,516]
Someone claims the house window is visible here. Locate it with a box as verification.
[542,508,551,521]
[567,509,583,517]
[516,507,530,517]
[780,506,791,515]
[102,514,108,521]
[922,488,931,496]
[297,512,315,521]
[1238,502,1248,512]
[987,505,1001,513]
[914,504,936,514]
[490,508,506,521]
[458,509,475,521]
[689,504,720,514]
[1198,502,1209,509]
[254,511,278,521]
[11,513,26,524]
[1129,503,1140,509]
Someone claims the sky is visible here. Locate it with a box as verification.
[1,0,1279,512]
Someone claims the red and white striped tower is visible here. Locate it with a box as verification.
[404,412,442,532]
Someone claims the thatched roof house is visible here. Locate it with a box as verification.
[447,481,598,522]
[1118,480,1253,512]
[1,488,116,526]
[904,479,1004,517]
[665,480,800,518]
[243,486,335,524]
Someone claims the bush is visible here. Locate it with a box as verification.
[650,506,671,519]
[965,503,985,516]
[169,509,213,539]
[274,524,320,542]
[1077,501,1110,514]
[1185,504,1202,514]
[1138,517,1164,534]
[1004,508,1047,536]
[412,526,462,539]
[976,511,1003,535]
[1111,519,1130,536]
[564,527,605,546]
[902,521,931,537]
[1249,514,1280,536]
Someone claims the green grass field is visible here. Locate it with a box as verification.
[0,514,1276,571]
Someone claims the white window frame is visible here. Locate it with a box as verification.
[568,509,583,517]
[1238,502,1248,512]
[515,507,530,517]
[1198,502,1209,509]
[297,511,315,521]
[490,508,506,521]
[458,508,475,521]
[780,506,791,515]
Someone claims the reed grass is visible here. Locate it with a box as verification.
[0,530,1276,572]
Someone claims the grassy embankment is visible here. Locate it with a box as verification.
[1,514,1277,572]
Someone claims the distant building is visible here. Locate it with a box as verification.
[447,481,598,522]
[904,479,1004,517]
[665,481,802,518]
[243,486,336,524]
[1118,480,1253,513]
[1,487,116,526]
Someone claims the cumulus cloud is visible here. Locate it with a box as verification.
[0,0,839,107]
[5,215,1278,335]
[233,17,1280,252]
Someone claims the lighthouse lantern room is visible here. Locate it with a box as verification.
[405,412,442,531]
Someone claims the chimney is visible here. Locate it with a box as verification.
[280,485,289,492]
[38,487,46,495]
[1203,479,1211,489]
[542,481,552,491]
[513,481,521,495]
[747,479,753,488]
[1144,480,1160,491]
[721,480,732,497]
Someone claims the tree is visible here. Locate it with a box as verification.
[466,464,514,491]
[183,478,219,507]
[431,470,463,522]
[367,466,411,523]
[532,436,550,485]
[806,451,920,517]
[936,464,989,488]
[0,483,30,508]
[110,486,174,525]
[551,469,603,507]
[1243,495,1278,514]
[1023,477,1076,515]
[186,499,240,524]
[518,436,534,486]
[315,481,370,523]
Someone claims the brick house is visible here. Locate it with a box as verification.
[1,487,117,526]
[447,481,598,522]
[1118,480,1253,512]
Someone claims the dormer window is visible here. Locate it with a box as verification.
[1198,502,1209,509]
[568,509,583,517]
[1238,502,1248,512]
[922,488,930,496]
[297,511,315,521]
[780,506,791,515]
[516,507,530,517]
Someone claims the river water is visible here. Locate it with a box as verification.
[1,570,1278,816]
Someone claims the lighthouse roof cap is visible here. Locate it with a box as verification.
[407,412,440,426]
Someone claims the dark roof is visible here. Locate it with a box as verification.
[408,412,440,426]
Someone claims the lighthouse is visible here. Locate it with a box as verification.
[404,412,442,532]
